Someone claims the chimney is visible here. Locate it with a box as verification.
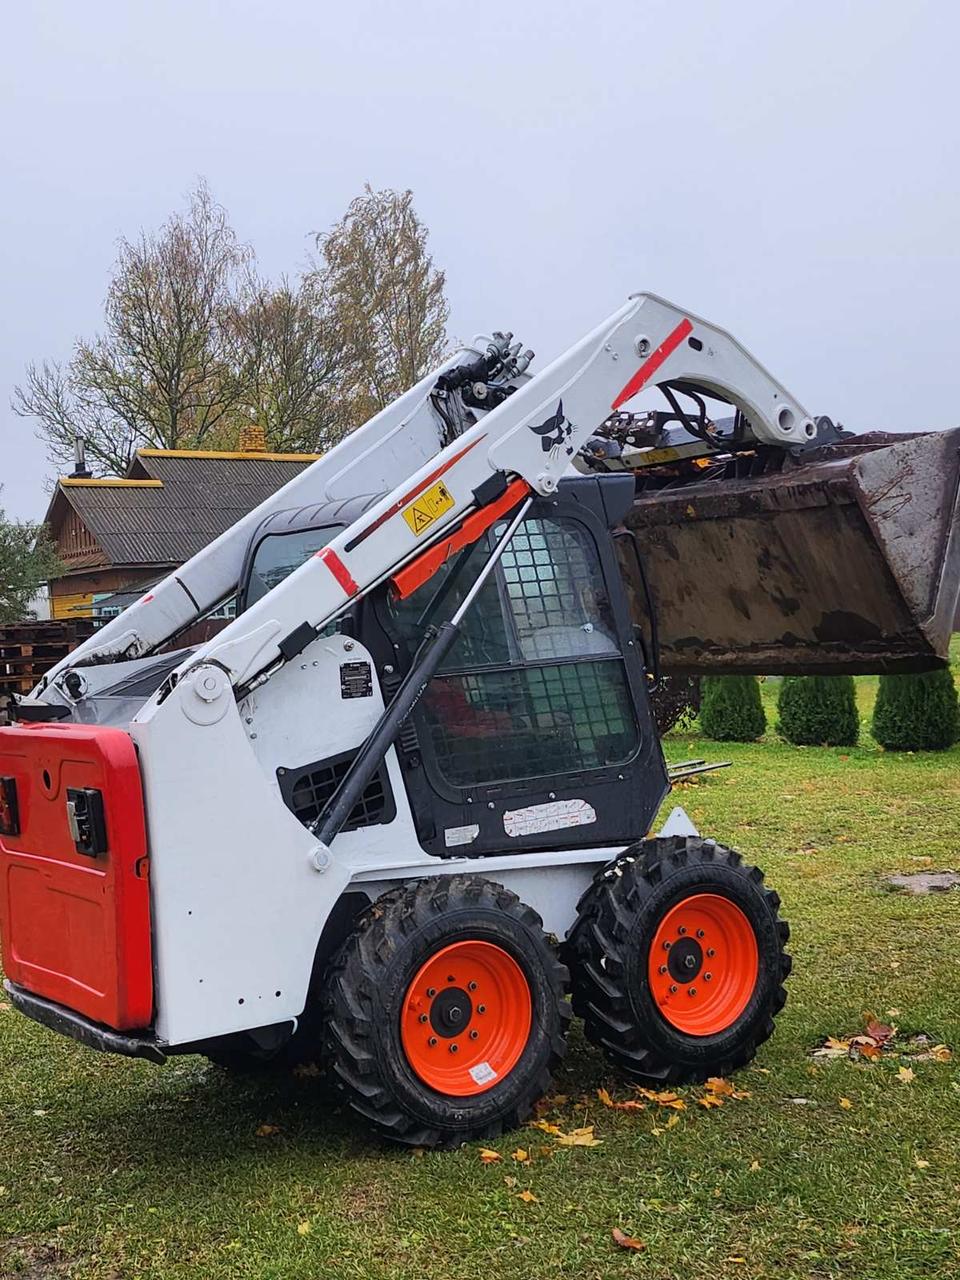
[70,437,92,479]
[239,425,267,453]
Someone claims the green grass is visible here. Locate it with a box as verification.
[2,661,960,1278]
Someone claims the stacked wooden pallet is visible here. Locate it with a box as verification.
[0,619,96,700]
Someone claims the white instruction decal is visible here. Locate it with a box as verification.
[444,823,480,848]
[469,1061,497,1086]
[503,798,597,838]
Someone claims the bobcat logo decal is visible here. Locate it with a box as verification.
[529,399,574,462]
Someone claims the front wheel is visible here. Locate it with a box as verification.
[567,836,791,1083]
[321,875,570,1147]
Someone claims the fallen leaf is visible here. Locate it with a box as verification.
[749,1160,761,1171]
[479,1148,502,1164]
[865,1018,895,1045]
[530,1120,564,1136]
[636,1088,685,1110]
[839,1097,854,1110]
[548,1094,569,1106]
[914,1157,930,1169]
[556,1126,602,1148]
[705,1076,734,1096]
[931,1044,953,1063]
[813,1036,852,1059]
[504,1175,518,1188]
[511,1148,529,1163]
[517,1189,539,1204]
[665,1113,681,1130]
[297,1221,311,1236]
[726,1257,748,1265]
[612,1227,645,1252]
[897,1065,915,1084]
[857,1042,882,1061]
[697,1094,725,1109]
[255,1123,280,1137]
[597,1087,646,1112]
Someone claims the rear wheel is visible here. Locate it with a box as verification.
[321,875,569,1147]
[567,836,790,1083]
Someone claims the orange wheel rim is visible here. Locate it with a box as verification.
[400,940,532,1096]
[648,894,759,1035]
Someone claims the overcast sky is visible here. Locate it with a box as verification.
[2,0,957,521]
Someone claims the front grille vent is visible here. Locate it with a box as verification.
[277,750,396,831]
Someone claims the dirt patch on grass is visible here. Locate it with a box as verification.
[885,870,960,894]
[0,1237,75,1278]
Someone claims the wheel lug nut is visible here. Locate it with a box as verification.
[419,1013,428,1023]
[468,981,478,991]
[663,941,671,950]
[428,1037,437,1047]
[688,987,697,996]
[707,948,716,958]
[450,1043,459,1054]
[658,965,667,975]
[477,1004,486,1014]
[469,1030,479,1040]
[669,984,678,994]
[677,926,686,935]
[704,973,712,981]
[696,929,705,938]
[427,987,437,997]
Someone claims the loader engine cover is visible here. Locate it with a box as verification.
[622,428,960,675]
[0,723,152,1030]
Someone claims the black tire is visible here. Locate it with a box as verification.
[567,835,791,1083]
[320,875,570,1147]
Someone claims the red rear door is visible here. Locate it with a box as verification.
[0,722,153,1030]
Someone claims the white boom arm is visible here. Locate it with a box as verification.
[36,293,815,699]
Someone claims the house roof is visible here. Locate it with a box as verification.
[46,448,320,571]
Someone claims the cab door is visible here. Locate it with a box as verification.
[375,478,669,857]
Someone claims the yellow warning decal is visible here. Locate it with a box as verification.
[402,480,455,536]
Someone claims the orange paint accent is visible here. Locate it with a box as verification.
[400,940,532,1096]
[648,893,758,1036]
[391,479,531,601]
[611,317,693,410]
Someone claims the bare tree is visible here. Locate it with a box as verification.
[313,185,449,426]
[14,181,252,474]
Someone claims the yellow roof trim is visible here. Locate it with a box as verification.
[61,478,164,488]
[136,448,321,462]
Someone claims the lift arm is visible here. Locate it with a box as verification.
[34,293,817,703]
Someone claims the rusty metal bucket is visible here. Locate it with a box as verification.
[623,428,960,675]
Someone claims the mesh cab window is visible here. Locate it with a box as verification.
[386,514,639,789]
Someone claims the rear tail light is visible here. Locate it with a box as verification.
[0,777,19,837]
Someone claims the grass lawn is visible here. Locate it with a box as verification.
[2,662,959,1279]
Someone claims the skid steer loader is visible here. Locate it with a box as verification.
[1,294,957,1147]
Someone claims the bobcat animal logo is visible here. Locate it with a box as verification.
[529,400,574,462]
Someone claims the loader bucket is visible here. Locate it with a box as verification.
[623,427,960,676]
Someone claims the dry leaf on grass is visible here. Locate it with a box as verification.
[931,1044,952,1063]
[914,1157,930,1169]
[556,1126,602,1148]
[839,1097,854,1110]
[597,1087,646,1112]
[697,1093,725,1110]
[635,1088,686,1110]
[511,1148,530,1163]
[897,1065,915,1084]
[504,1175,518,1188]
[530,1120,564,1136]
[517,1189,539,1204]
[297,1221,311,1236]
[611,1227,645,1252]
[479,1148,502,1164]
[255,1124,280,1138]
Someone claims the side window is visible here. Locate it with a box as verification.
[245,527,339,609]
[386,515,640,788]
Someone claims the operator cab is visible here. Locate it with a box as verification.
[239,475,669,857]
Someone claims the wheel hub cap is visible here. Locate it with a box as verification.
[648,894,759,1036]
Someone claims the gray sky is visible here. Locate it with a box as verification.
[2,0,958,521]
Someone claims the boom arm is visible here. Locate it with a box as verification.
[36,293,817,703]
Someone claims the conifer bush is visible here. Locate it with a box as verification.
[872,667,959,751]
[699,675,766,742]
[777,675,859,747]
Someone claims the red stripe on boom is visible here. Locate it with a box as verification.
[317,547,359,597]
[344,434,487,551]
[611,318,693,410]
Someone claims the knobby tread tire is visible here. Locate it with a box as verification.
[566,836,791,1084]
[320,875,570,1147]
